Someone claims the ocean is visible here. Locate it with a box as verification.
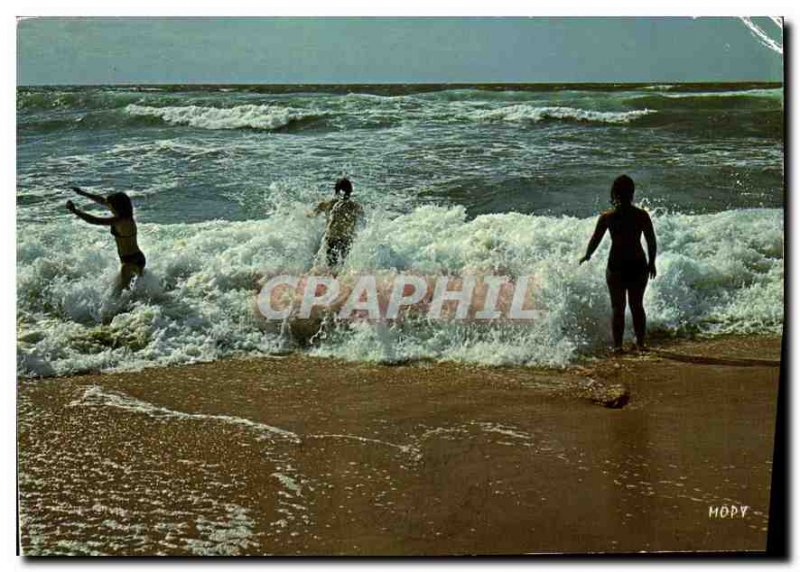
[16,83,785,376]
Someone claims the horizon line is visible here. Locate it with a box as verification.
[17,80,784,88]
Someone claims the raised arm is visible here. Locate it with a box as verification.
[71,186,108,207]
[66,201,116,226]
[310,200,332,217]
[579,214,608,264]
[643,211,657,278]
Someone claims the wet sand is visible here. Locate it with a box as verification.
[17,335,781,555]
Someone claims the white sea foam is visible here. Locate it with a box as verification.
[468,105,655,125]
[270,473,302,496]
[70,385,301,442]
[647,88,783,99]
[125,104,319,130]
[17,205,783,376]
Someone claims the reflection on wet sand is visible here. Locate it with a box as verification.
[18,336,779,555]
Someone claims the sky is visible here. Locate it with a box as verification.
[17,17,783,85]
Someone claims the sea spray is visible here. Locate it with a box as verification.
[17,83,784,375]
[17,205,783,377]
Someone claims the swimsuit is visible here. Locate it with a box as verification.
[605,207,649,289]
[606,259,648,290]
[120,251,147,269]
[111,224,146,270]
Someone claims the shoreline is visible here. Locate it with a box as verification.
[19,331,783,383]
[18,334,781,555]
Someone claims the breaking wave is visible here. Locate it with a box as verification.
[17,204,783,377]
[124,104,324,131]
[468,105,656,125]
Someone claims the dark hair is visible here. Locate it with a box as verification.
[335,177,353,198]
[610,175,635,206]
[107,192,134,219]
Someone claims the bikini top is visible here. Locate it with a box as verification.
[111,220,137,239]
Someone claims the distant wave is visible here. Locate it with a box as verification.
[125,104,324,131]
[17,90,100,112]
[628,87,782,107]
[468,105,655,125]
[625,95,783,116]
[655,88,782,99]
[17,89,147,113]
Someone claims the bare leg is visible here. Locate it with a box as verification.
[326,239,339,268]
[628,278,648,348]
[326,238,352,271]
[606,271,626,350]
[115,263,139,295]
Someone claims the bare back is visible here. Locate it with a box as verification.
[604,205,650,270]
[325,198,363,241]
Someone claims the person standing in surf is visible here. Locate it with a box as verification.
[312,177,364,269]
[579,175,657,353]
[66,187,146,293]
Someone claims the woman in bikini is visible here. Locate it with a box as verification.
[66,187,146,293]
[579,175,657,353]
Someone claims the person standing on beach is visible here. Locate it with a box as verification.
[312,177,364,269]
[66,187,146,293]
[579,175,657,353]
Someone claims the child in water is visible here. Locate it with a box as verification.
[66,187,146,293]
[312,177,364,269]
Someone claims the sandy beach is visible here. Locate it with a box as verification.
[17,335,780,556]
[15,17,785,561]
